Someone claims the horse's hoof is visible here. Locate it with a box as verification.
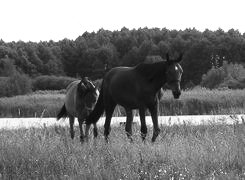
[84,137,89,143]
[80,137,85,144]
[151,136,158,143]
[141,134,147,141]
[105,137,110,143]
[94,131,98,138]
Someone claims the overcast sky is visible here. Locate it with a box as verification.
[0,0,244,42]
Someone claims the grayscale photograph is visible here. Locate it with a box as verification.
[0,0,245,179]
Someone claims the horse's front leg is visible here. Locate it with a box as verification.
[69,116,75,139]
[139,108,147,141]
[93,123,98,138]
[125,108,133,142]
[148,103,160,142]
[78,117,85,143]
[84,122,98,141]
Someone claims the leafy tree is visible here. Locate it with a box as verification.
[112,28,136,58]
[158,41,170,58]
[121,46,140,66]
[0,27,245,89]
[0,56,16,76]
[59,39,78,77]
[138,40,154,59]
[182,38,212,85]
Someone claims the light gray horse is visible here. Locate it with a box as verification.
[57,77,99,142]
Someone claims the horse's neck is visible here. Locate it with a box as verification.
[135,61,168,93]
[76,86,86,99]
[148,62,167,91]
[135,61,167,81]
[151,74,167,92]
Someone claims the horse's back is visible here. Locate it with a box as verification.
[105,66,140,92]
[103,66,149,108]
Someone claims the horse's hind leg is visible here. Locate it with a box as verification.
[104,103,116,142]
[84,124,91,140]
[139,108,147,141]
[69,116,75,139]
[125,108,133,142]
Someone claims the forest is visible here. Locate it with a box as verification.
[0,27,245,93]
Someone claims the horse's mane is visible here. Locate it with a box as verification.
[66,80,79,91]
[134,61,167,81]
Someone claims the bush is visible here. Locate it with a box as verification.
[201,61,245,89]
[0,72,32,97]
[201,67,225,89]
[32,75,77,91]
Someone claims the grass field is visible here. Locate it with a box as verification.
[0,88,245,179]
[0,88,244,118]
[1,122,245,179]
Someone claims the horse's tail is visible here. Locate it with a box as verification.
[57,104,68,120]
[86,82,105,125]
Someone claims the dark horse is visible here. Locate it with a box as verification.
[85,53,183,142]
[57,77,99,142]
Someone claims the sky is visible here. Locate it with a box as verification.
[0,0,245,42]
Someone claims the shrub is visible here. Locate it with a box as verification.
[201,61,245,89]
[201,67,225,89]
[32,75,77,91]
[0,72,32,97]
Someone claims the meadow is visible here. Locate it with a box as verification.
[0,88,245,179]
[0,88,244,118]
[1,122,245,179]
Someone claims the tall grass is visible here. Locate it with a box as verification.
[159,87,245,115]
[0,93,64,117]
[1,122,245,179]
[0,88,244,117]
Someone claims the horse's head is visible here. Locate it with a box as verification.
[78,77,99,114]
[165,53,183,99]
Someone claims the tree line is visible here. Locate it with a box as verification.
[1,27,245,87]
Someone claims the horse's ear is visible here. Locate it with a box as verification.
[166,53,170,62]
[176,53,184,63]
[79,82,87,91]
[81,77,90,86]
[81,77,85,83]
[82,77,89,83]
[83,76,95,89]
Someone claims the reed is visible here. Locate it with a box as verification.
[0,88,244,117]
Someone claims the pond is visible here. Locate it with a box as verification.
[0,114,244,130]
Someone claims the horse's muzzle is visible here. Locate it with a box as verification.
[173,91,181,99]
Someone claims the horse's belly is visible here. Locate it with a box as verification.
[66,105,77,117]
[65,95,77,117]
[107,68,148,109]
[112,95,140,109]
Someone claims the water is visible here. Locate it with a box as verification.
[0,114,245,130]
